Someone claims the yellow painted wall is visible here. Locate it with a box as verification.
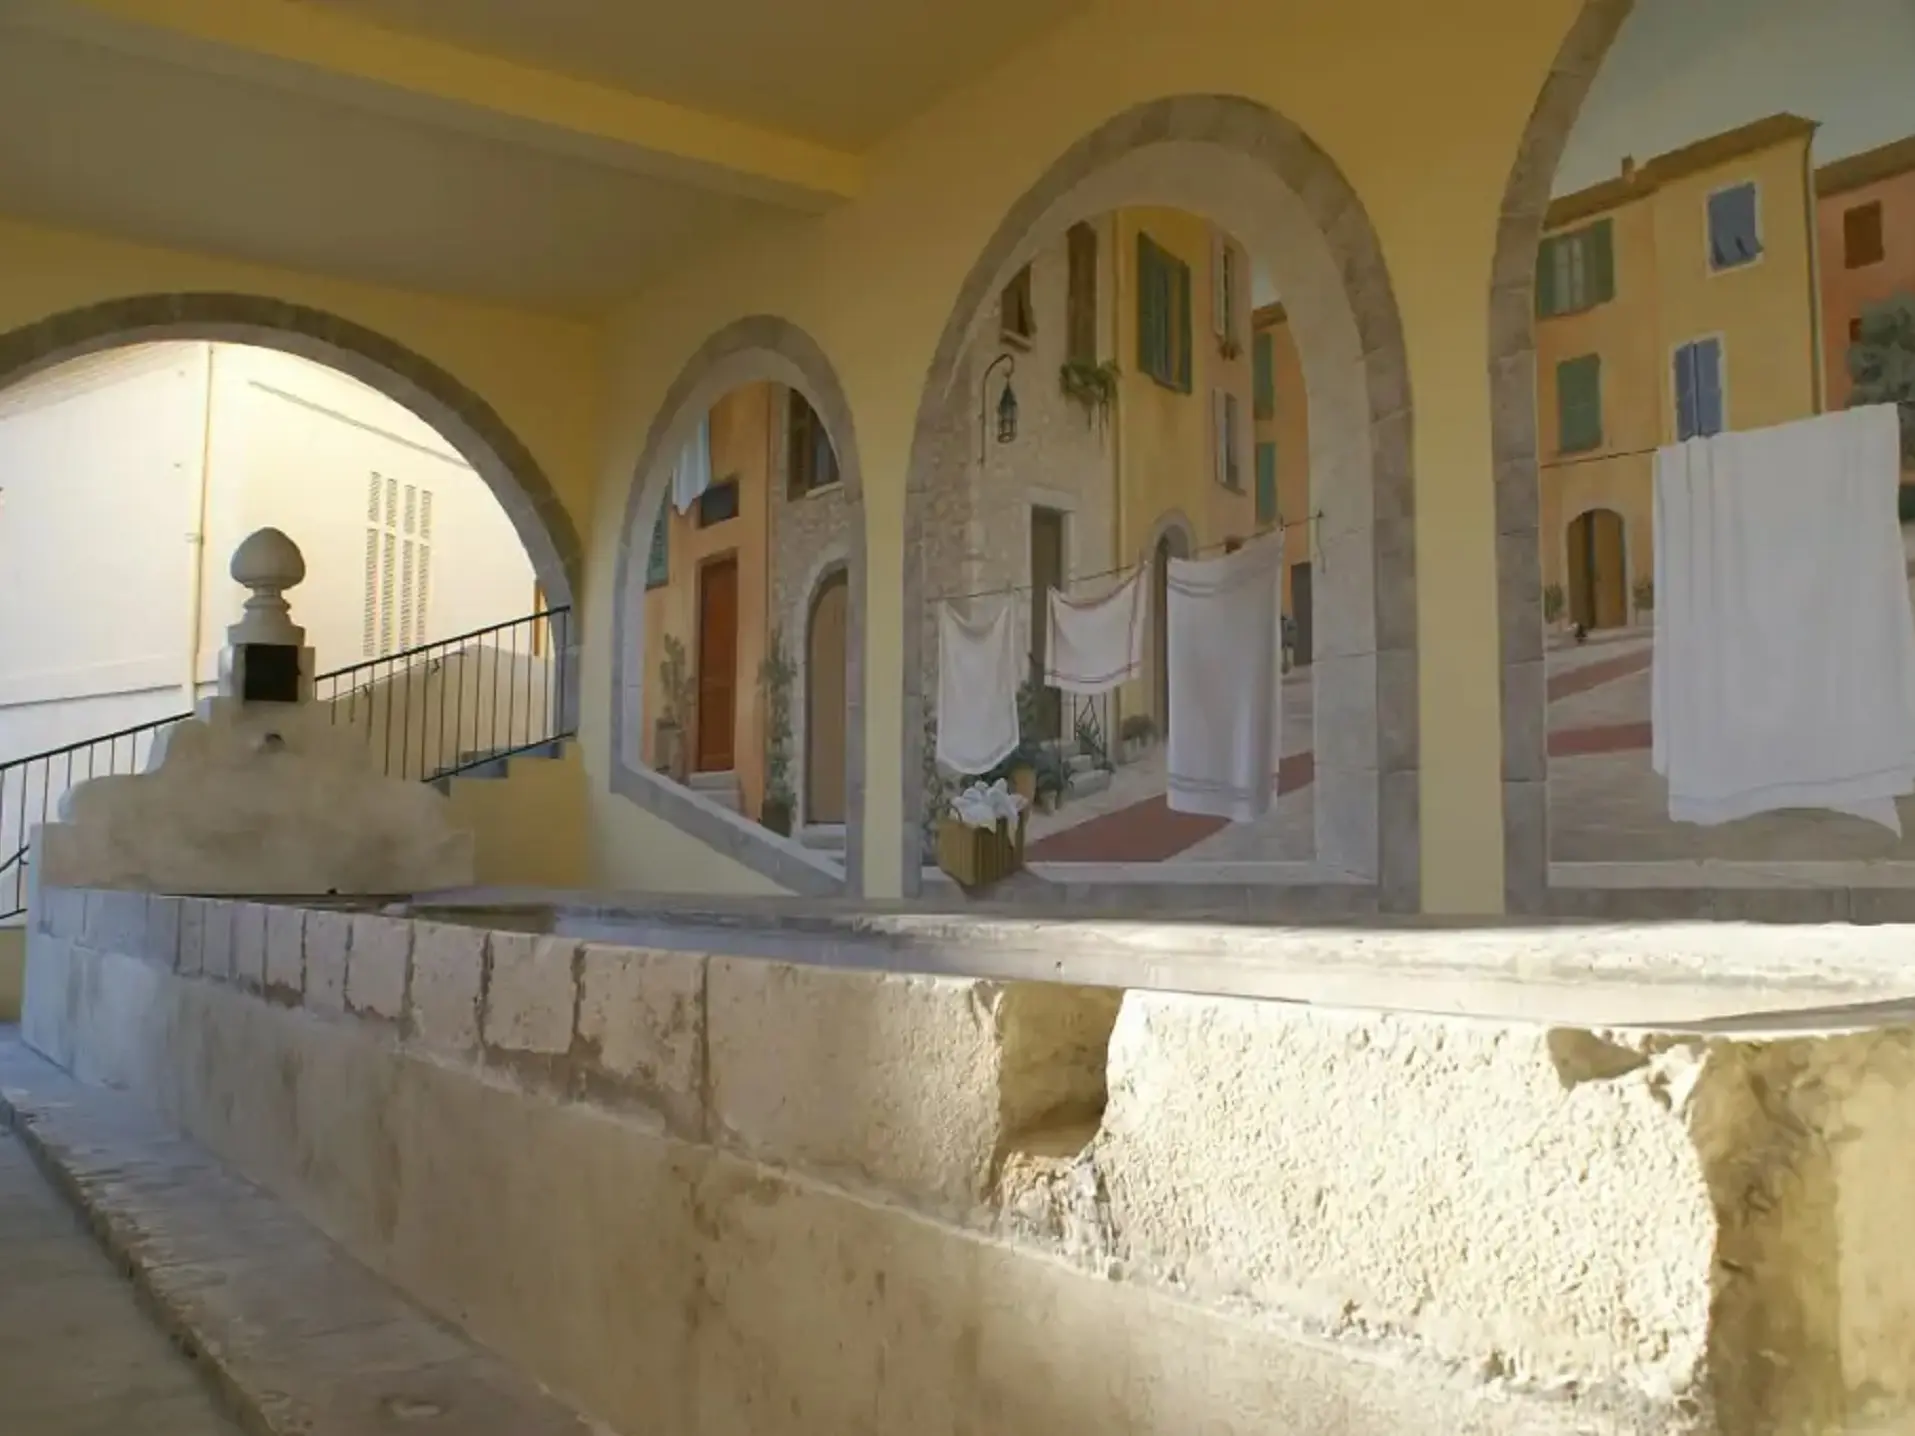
[1536,132,1820,615]
[586,0,1585,912]
[1648,139,1821,435]
[0,927,20,1023]
[639,383,774,817]
[442,747,593,887]
[1110,208,1256,724]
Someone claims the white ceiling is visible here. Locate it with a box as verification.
[0,22,797,310]
[303,0,1089,149]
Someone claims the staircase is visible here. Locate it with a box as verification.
[0,606,573,920]
[688,769,743,815]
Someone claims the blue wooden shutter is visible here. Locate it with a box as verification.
[645,506,670,588]
[1696,339,1725,436]
[1255,441,1278,524]
[1253,331,1275,419]
[1674,344,1699,441]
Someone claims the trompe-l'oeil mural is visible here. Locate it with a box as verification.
[1538,0,1915,887]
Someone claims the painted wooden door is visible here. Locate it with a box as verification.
[695,556,738,772]
[1290,562,1314,667]
[805,570,849,824]
[1030,508,1066,741]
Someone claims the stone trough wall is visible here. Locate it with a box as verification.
[19,885,1915,1436]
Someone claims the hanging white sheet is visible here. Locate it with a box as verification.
[1165,532,1284,822]
[670,415,714,514]
[1651,403,1915,833]
[936,595,1023,776]
[1044,567,1150,695]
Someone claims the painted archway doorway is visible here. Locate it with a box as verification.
[1565,508,1628,630]
[1150,528,1193,736]
[806,567,851,825]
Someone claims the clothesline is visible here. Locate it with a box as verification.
[930,508,1324,606]
[1541,403,1913,472]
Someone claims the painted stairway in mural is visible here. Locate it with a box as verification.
[0,607,574,920]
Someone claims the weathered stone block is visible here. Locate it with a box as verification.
[483,933,576,1057]
[265,905,305,994]
[84,889,146,955]
[707,960,1116,1218]
[201,901,236,982]
[347,914,410,1020]
[177,899,206,976]
[304,910,351,1014]
[231,903,269,989]
[142,896,182,971]
[575,944,705,1134]
[408,921,485,1054]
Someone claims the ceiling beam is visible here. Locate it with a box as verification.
[2,0,865,209]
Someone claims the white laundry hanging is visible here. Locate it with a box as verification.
[670,415,714,514]
[1165,532,1284,822]
[1651,403,1915,833]
[936,594,1023,776]
[1044,566,1150,695]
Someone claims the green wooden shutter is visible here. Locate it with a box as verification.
[1136,234,1160,380]
[1253,331,1275,419]
[1588,220,1616,305]
[1255,441,1278,524]
[1556,354,1603,453]
[1174,255,1193,392]
[1535,237,1560,319]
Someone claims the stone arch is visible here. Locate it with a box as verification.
[900,94,1420,911]
[0,293,583,732]
[1484,0,1637,913]
[609,316,865,897]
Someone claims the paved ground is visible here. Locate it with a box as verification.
[0,1130,242,1436]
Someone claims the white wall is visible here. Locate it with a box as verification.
[0,341,538,804]
[0,345,202,765]
[198,346,538,682]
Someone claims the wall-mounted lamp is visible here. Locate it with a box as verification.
[981,352,1018,460]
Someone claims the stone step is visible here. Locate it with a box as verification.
[0,1037,596,1436]
[800,824,847,852]
[689,770,741,813]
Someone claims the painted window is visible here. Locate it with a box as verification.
[644,506,669,590]
[1555,354,1604,454]
[1066,223,1098,364]
[1255,441,1278,524]
[1253,330,1276,420]
[1845,201,1886,269]
[1136,232,1193,392]
[1213,389,1243,491]
[1536,219,1615,317]
[1212,230,1240,349]
[1000,264,1036,345]
[1674,338,1725,441]
[698,477,740,527]
[1706,183,1762,271]
[362,472,432,658]
[787,393,840,496]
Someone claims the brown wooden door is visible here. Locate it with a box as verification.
[1030,508,1066,740]
[805,570,849,824]
[696,557,738,772]
[1566,510,1628,630]
[1152,536,1172,736]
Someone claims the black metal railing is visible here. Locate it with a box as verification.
[0,606,571,921]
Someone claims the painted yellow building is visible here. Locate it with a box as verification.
[1536,114,1822,630]
[1111,208,1257,729]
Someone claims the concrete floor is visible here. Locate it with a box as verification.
[0,1130,241,1436]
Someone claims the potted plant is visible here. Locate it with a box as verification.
[1631,576,1654,622]
[1058,358,1121,427]
[654,633,694,783]
[1119,711,1158,763]
[1542,583,1567,632]
[758,627,797,837]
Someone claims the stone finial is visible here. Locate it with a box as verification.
[227,527,307,648]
